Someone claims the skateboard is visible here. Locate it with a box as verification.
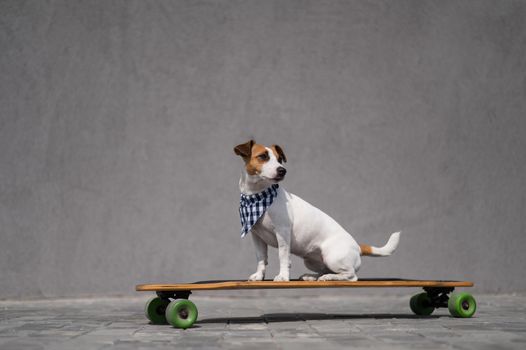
[136,278,476,329]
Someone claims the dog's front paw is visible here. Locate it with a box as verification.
[248,271,265,281]
[273,274,289,282]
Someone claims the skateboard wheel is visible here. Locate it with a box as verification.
[409,292,435,316]
[448,292,476,318]
[145,296,169,324]
[165,299,198,329]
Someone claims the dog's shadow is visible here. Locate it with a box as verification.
[197,312,441,325]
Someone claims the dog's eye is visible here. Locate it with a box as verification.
[257,153,269,161]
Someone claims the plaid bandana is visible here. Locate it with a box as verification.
[239,184,279,238]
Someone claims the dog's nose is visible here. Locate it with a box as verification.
[277,167,287,177]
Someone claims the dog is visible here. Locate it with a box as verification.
[234,140,401,282]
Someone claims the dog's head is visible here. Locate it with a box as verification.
[234,140,287,183]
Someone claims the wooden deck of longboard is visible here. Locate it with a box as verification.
[136,278,473,292]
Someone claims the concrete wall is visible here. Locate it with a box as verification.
[1,0,525,298]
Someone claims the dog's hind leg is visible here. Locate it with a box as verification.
[299,258,326,281]
[317,244,360,281]
[317,270,358,281]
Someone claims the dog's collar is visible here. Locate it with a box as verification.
[239,184,279,237]
[240,184,279,204]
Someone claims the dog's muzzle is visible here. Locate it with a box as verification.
[275,167,287,181]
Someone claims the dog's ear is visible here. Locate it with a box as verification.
[271,144,287,163]
[234,140,255,160]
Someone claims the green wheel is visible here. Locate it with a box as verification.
[145,296,169,324]
[410,292,435,316]
[165,299,198,329]
[448,292,476,318]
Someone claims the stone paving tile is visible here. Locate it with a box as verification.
[0,294,525,349]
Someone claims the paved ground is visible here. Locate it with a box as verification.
[1,293,525,349]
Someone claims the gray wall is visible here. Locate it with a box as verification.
[1,0,525,299]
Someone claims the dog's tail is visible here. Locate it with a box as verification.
[359,231,401,257]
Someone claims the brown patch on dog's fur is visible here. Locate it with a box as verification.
[234,140,254,161]
[234,140,271,176]
[246,144,268,175]
[359,244,373,256]
[270,145,287,163]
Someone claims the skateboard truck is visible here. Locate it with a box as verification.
[423,287,454,308]
[156,290,191,301]
[145,290,197,329]
[410,286,476,318]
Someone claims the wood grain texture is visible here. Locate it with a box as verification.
[136,279,474,292]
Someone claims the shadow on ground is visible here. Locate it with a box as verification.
[197,313,441,324]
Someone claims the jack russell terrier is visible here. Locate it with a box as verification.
[234,140,401,282]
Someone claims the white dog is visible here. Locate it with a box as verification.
[234,140,401,282]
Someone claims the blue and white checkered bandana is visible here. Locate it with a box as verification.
[239,184,279,238]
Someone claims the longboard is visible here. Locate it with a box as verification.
[136,278,476,329]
